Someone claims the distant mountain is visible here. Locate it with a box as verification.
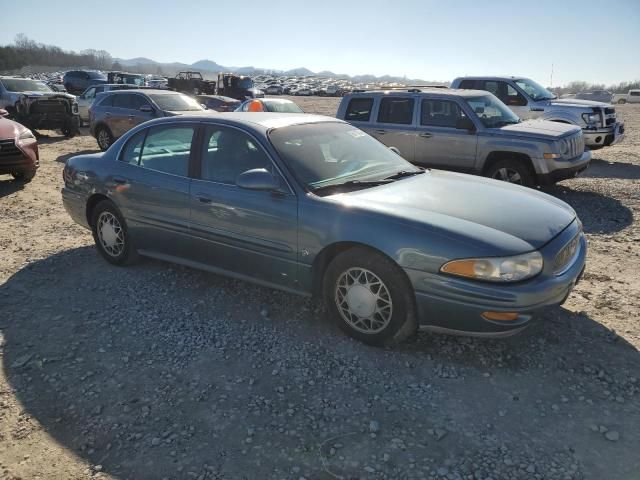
[112,57,432,83]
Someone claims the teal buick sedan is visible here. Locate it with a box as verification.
[62,113,586,346]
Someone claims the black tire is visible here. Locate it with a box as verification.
[90,200,138,266]
[323,247,417,347]
[11,170,36,183]
[96,126,114,151]
[485,159,535,187]
[617,99,626,104]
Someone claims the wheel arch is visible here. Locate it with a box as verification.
[85,193,112,226]
[482,151,536,176]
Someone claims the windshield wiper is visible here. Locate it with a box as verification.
[311,179,393,194]
[383,169,426,180]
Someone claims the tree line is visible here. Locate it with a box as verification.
[0,34,113,72]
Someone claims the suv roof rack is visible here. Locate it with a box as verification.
[351,85,449,93]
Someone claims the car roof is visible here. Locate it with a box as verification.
[135,112,343,131]
[454,76,528,82]
[346,88,492,98]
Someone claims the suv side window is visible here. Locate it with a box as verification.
[98,94,114,107]
[631,91,640,96]
[139,126,194,176]
[130,94,151,110]
[377,97,414,124]
[200,125,272,184]
[83,87,96,100]
[420,99,466,128]
[458,80,477,89]
[345,98,374,122]
[113,93,134,109]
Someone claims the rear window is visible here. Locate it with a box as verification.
[377,97,414,124]
[458,80,476,89]
[345,98,374,122]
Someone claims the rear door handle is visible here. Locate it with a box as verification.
[418,132,432,138]
[112,176,127,184]
[375,129,387,135]
[197,194,212,204]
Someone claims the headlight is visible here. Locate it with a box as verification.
[441,251,544,283]
[581,112,600,125]
[18,130,36,141]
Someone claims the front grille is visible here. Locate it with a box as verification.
[567,134,584,159]
[0,139,21,157]
[29,99,67,115]
[554,232,582,275]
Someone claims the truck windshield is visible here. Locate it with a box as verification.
[149,93,204,111]
[465,95,521,128]
[0,79,52,93]
[515,78,556,101]
[239,78,254,89]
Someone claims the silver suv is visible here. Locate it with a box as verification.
[336,88,591,187]
[451,77,624,149]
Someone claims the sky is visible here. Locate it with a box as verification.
[1,0,639,86]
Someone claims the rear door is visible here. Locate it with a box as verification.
[110,124,196,257]
[414,97,478,171]
[110,93,137,137]
[188,124,299,290]
[128,93,156,128]
[369,96,416,162]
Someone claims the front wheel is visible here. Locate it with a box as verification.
[323,247,417,346]
[12,170,36,183]
[617,99,626,104]
[90,200,138,266]
[485,159,535,187]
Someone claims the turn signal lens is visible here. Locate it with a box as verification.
[441,252,543,283]
[543,152,560,159]
[482,311,519,321]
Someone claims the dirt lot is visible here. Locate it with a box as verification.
[1,98,639,480]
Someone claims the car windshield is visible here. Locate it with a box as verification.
[515,78,556,101]
[148,93,204,111]
[0,78,52,93]
[265,101,304,113]
[238,78,254,89]
[465,95,521,128]
[269,122,420,192]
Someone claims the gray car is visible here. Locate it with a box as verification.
[62,113,586,346]
[77,84,153,125]
[337,89,591,187]
[89,89,206,150]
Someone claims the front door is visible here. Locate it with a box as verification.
[414,98,478,171]
[367,96,416,162]
[109,124,196,257]
[189,124,299,290]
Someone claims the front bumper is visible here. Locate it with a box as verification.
[406,221,587,336]
[583,122,625,148]
[61,186,90,229]
[0,139,39,174]
[537,150,591,185]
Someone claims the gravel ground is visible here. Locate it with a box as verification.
[0,99,639,480]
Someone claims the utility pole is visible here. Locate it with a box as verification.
[550,63,554,88]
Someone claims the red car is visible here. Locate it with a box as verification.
[0,108,39,182]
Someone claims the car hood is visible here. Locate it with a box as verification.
[18,91,76,101]
[548,98,610,108]
[328,170,576,253]
[0,117,28,139]
[499,120,580,138]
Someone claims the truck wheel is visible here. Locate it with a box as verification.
[485,159,535,187]
[61,125,76,138]
[323,247,417,347]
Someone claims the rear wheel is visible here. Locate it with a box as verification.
[485,159,535,187]
[90,200,138,265]
[617,99,626,104]
[323,247,417,347]
[96,126,114,151]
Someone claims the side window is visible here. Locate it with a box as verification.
[631,91,640,97]
[377,97,414,124]
[130,94,150,109]
[481,81,500,97]
[98,94,114,107]
[505,84,527,106]
[84,87,96,100]
[420,99,465,128]
[139,126,194,176]
[113,94,133,109]
[120,129,147,164]
[200,125,272,184]
[345,98,374,122]
[458,80,476,89]
[95,86,105,94]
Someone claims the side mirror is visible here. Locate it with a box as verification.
[140,105,154,114]
[456,117,476,131]
[388,146,401,155]
[236,168,280,191]
[0,108,9,117]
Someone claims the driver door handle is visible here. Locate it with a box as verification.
[197,194,212,204]
[418,132,432,138]
[375,129,387,135]
[112,176,127,184]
